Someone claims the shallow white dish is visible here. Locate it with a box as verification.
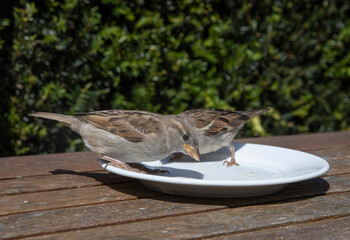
[98,143,329,198]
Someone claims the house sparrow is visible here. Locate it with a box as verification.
[178,108,269,167]
[29,110,200,174]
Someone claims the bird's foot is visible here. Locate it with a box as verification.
[100,155,169,175]
[169,152,184,162]
[223,157,239,167]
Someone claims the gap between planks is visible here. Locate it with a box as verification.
[0,170,134,197]
[2,143,349,193]
[11,192,350,240]
[0,181,164,217]
[0,147,349,217]
[197,213,350,240]
[8,205,348,240]
[1,132,349,239]
[1,178,349,239]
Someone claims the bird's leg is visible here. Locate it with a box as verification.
[100,155,169,175]
[223,145,239,167]
[99,155,130,170]
[169,152,184,162]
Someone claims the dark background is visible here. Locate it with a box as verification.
[0,0,349,157]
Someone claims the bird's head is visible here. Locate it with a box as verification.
[167,117,200,162]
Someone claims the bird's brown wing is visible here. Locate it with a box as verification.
[181,108,268,136]
[74,110,161,142]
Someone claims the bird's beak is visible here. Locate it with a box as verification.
[183,144,200,161]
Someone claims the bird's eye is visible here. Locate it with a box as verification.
[183,134,189,141]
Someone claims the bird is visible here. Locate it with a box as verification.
[29,110,200,174]
[178,108,269,167]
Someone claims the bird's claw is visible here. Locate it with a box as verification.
[100,155,169,175]
[223,159,239,167]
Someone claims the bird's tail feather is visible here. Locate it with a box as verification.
[245,108,270,117]
[28,112,80,131]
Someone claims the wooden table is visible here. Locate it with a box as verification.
[1,131,349,239]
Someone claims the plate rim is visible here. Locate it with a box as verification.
[99,143,329,187]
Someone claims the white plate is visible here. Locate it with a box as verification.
[98,143,329,198]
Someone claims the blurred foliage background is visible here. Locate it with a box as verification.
[0,0,349,157]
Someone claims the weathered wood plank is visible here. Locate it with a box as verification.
[0,131,348,240]
[307,146,350,162]
[326,159,350,176]
[0,143,348,218]
[0,170,130,196]
[0,196,226,239]
[1,172,349,239]
[1,131,348,179]
[237,131,350,151]
[0,152,99,179]
[0,172,348,218]
[212,215,350,240]
[23,192,350,240]
[305,145,350,176]
[0,144,348,217]
[0,182,161,216]
[1,145,348,197]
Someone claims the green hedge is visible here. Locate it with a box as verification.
[1,0,349,156]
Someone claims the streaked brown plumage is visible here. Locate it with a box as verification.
[29,110,200,172]
[178,108,269,166]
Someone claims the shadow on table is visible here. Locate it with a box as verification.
[50,169,129,183]
[152,177,331,207]
[50,169,330,208]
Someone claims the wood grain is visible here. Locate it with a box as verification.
[0,170,129,196]
[23,192,350,240]
[0,144,347,197]
[0,196,225,239]
[0,152,98,179]
[0,145,348,217]
[0,132,349,240]
[307,146,350,162]
[0,182,160,216]
[306,146,350,176]
[212,215,350,240]
[326,159,350,176]
[1,172,349,239]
